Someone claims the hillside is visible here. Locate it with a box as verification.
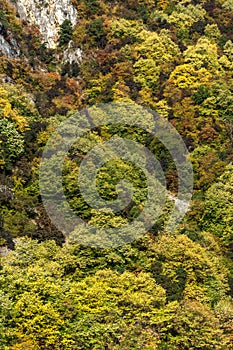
[0,0,233,349]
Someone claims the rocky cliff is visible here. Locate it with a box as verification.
[11,0,78,48]
[0,22,20,57]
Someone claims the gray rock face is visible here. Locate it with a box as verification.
[0,22,20,57]
[12,0,78,48]
[168,194,190,213]
[62,41,82,65]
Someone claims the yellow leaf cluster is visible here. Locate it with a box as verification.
[0,86,29,132]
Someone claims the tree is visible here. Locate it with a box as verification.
[59,20,73,47]
[149,234,229,305]
[169,64,212,90]
[165,300,229,349]
[168,3,206,30]
[184,38,220,71]
[190,145,226,191]
[1,236,231,349]
[0,119,24,169]
[201,165,233,247]
[134,29,180,66]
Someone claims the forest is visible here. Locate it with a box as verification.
[0,0,233,348]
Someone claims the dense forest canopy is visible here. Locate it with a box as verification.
[0,0,233,348]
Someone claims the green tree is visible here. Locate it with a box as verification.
[0,119,24,169]
[59,19,73,47]
[201,165,233,247]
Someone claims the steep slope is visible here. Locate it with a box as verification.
[0,1,233,348]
